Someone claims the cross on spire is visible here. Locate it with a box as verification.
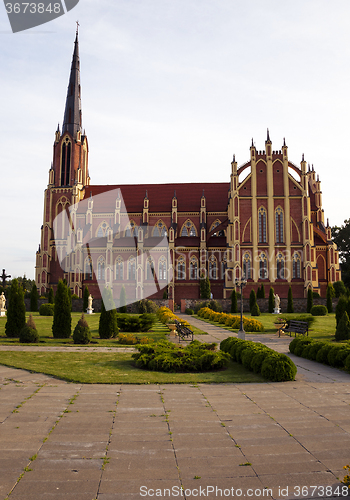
[76,20,80,34]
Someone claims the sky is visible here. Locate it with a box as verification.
[0,0,349,280]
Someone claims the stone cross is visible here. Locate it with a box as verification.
[1,269,11,288]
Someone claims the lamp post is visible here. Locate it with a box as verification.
[235,277,247,340]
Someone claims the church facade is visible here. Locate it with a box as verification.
[35,33,341,303]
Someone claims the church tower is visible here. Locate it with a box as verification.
[36,29,90,296]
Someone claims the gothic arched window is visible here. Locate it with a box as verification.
[276,252,285,279]
[209,256,218,279]
[275,207,284,243]
[243,252,251,280]
[128,257,136,281]
[293,252,301,279]
[146,258,155,280]
[125,221,136,237]
[159,257,167,280]
[97,257,105,281]
[258,207,267,243]
[259,253,268,279]
[115,257,124,280]
[153,220,167,237]
[190,257,198,280]
[177,257,186,280]
[181,220,197,237]
[84,257,93,280]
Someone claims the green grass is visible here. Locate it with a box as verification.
[0,312,207,346]
[0,351,265,384]
[194,312,338,342]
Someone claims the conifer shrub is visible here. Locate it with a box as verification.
[310,305,327,316]
[48,287,54,304]
[19,315,39,343]
[185,308,194,315]
[73,314,91,344]
[333,280,347,298]
[133,340,229,373]
[117,313,155,332]
[316,343,334,365]
[307,288,313,313]
[30,284,39,312]
[251,302,261,316]
[136,299,158,314]
[326,283,335,313]
[335,311,350,341]
[83,286,89,312]
[119,285,127,313]
[268,287,274,313]
[249,289,257,311]
[336,296,349,327]
[230,289,238,313]
[52,280,72,339]
[260,283,265,299]
[287,286,294,313]
[5,279,26,338]
[99,293,119,339]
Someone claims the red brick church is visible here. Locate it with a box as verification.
[35,32,341,303]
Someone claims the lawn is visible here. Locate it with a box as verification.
[194,312,338,342]
[0,351,265,384]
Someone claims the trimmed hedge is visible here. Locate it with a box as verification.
[39,303,54,316]
[220,336,296,382]
[197,307,264,332]
[133,340,230,373]
[310,305,328,316]
[289,336,350,372]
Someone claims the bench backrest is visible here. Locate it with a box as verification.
[289,320,308,331]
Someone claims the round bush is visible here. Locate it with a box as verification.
[251,349,271,374]
[19,325,39,343]
[229,339,246,361]
[39,303,54,316]
[250,302,261,316]
[241,345,265,370]
[307,341,325,361]
[310,305,328,316]
[316,343,334,365]
[235,340,255,363]
[294,338,313,357]
[261,353,297,382]
[73,315,91,344]
[328,345,350,368]
[185,308,194,315]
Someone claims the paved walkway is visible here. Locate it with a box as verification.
[0,318,350,500]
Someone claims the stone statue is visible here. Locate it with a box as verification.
[0,292,6,310]
[273,293,281,314]
[87,294,94,314]
[274,293,280,308]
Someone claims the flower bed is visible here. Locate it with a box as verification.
[197,307,264,332]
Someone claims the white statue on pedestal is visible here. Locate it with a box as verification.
[273,293,281,314]
[0,292,6,317]
[87,294,94,314]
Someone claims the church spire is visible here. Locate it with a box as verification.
[62,30,82,139]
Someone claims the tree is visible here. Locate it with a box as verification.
[52,280,72,338]
[205,276,211,299]
[256,286,261,299]
[326,283,335,313]
[336,295,349,327]
[335,311,350,341]
[333,280,347,298]
[251,302,261,316]
[99,287,118,339]
[260,283,265,299]
[230,289,238,313]
[5,278,26,338]
[307,288,313,314]
[268,287,274,314]
[83,286,89,312]
[249,289,257,312]
[200,273,210,299]
[332,219,350,290]
[119,285,127,313]
[73,314,91,344]
[48,287,54,304]
[30,283,39,312]
[287,286,294,313]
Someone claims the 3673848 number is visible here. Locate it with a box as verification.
[5,3,61,14]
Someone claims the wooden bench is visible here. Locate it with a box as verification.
[281,320,308,337]
[174,320,194,342]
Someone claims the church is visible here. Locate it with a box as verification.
[35,32,341,304]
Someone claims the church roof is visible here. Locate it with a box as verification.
[84,183,230,213]
[62,30,82,139]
